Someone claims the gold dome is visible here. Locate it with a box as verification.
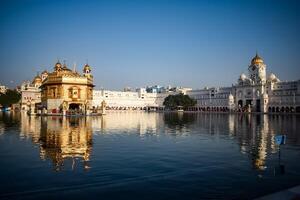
[32,74,42,84]
[251,53,264,65]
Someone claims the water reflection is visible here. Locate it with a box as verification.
[20,113,93,171]
[0,111,20,135]
[91,112,162,135]
[3,112,300,172]
[163,112,197,128]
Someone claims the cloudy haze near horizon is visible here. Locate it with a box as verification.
[0,0,299,90]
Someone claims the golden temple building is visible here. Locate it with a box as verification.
[40,61,94,115]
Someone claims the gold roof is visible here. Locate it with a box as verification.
[251,53,264,65]
[48,67,82,78]
[41,61,94,87]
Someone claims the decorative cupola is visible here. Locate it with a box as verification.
[83,63,93,79]
[267,73,280,83]
[248,52,267,84]
[41,70,48,81]
[32,73,42,87]
[54,60,62,72]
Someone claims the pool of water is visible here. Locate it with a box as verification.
[0,111,300,199]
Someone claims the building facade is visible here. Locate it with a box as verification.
[40,61,94,114]
[20,74,43,111]
[92,88,174,110]
[186,53,300,112]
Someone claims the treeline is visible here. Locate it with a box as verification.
[0,90,21,107]
[163,93,196,110]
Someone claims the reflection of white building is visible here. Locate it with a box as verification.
[91,112,161,135]
[186,53,300,113]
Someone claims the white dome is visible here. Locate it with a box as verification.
[268,73,280,82]
[240,73,247,80]
[269,73,276,80]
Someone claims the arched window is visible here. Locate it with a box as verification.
[68,87,80,99]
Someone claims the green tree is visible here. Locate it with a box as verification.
[0,89,21,107]
[163,93,196,110]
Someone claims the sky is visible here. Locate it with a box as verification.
[0,0,299,90]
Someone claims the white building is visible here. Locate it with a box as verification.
[92,88,174,110]
[186,87,235,112]
[186,53,300,113]
[20,74,43,111]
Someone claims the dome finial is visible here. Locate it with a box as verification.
[251,52,263,65]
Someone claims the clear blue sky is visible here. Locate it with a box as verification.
[0,0,299,90]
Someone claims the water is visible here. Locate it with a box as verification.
[0,112,300,200]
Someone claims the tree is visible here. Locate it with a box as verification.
[0,89,21,107]
[163,93,196,110]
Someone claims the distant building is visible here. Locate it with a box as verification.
[186,53,300,112]
[20,74,42,110]
[92,88,174,110]
[146,85,192,94]
[146,85,165,93]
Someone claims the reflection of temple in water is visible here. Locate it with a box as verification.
[40,117,93,171]
[16,112,300,172]
[228,114,278,170]
[20,114,93,171]
[190,113,281,171]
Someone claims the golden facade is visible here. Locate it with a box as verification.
[40,61,94,114]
